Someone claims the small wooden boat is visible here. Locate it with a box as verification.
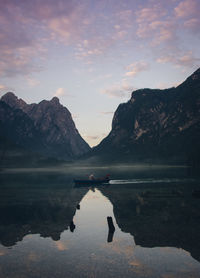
[74,175,110,186]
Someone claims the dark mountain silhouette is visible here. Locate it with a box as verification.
[91,68,200,165]
[0,93,90,163]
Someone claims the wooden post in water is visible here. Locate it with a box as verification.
[107,216,115,242]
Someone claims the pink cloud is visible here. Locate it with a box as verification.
[157,51,199,68]
[54,88,65,97]
[0,45,45,77]
[26,78,40,88]
[54,87,74,98]
[101,81,135,98]
[174,0,199,17]
[135,4,177,45]
[1,0,78,22]
[0,84,6,90]
[0,1,48,77]
[0,0,87,76]
[0,0,199,79]
[136,6,166,24]
[125,61,149,77]
[184,18,200,33]
[115,9,133,26]
[48,17,71,41]
[74,7,134,61]
[0,0,133,72]
[178,52,199,67]
[174,0,200,34]
[46,3,89,44]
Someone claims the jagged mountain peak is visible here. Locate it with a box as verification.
[1,91,16,99]
[177,67,200,90]
[39,97,60,107]
[1,92,27,110]
[92,68,200,164]
[0,92,90,160]
[1,92,62,109]
[130,68,200,100]
[51,96,60,104]
[190,67,200,80]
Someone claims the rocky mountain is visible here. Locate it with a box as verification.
[91,68,200,165]
[0,93,90,162]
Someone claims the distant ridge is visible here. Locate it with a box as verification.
[90,68,200,166]
[0,93,90,163]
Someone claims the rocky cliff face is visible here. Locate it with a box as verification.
[92,68,200,164]
[0,93,90,161]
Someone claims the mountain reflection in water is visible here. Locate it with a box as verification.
[0,167,200,278]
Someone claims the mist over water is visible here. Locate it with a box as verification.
[0,165,200,277]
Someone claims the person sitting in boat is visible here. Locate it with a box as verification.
[89,174,95,180]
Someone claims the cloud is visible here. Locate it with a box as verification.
[75,47,103,59]
[0,0,128,75]
[0,0,199,80]
[54,87,74,98]
[0,84,13,93]
[54,88,65,97]
[135,3,179,48]
[116,9,133,23]
[74,8,134,61]
[136,6,166,24]
[0,44,45,78]
[125,61,149,77]
[184,18,200,32]
[48,17,71,41]
[47,5,86,44]
[136,18,176,45]
[0,0,85,77]
[101,81,135,98]
[178,52,199,67]
[174,0,200,34]
[136,4,167,38]
[114,25,121,30]
[0,84,6,90]
[0,1,48,77]
[27,78,40,88]
[156,51,199,68]
[174,0,198,18]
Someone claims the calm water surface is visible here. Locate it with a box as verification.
[0,165,200,278]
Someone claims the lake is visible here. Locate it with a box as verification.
[0,165,200,278]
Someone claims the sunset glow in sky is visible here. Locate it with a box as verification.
[0,0,199,146]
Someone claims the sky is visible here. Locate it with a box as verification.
[0,0,199,147]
